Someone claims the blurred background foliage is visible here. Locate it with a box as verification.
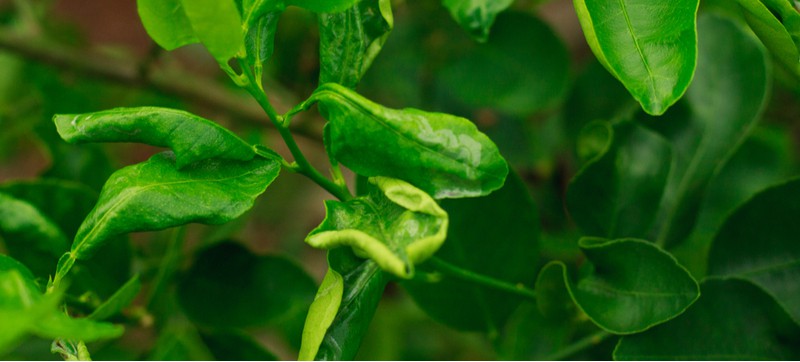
[1,0,799,360]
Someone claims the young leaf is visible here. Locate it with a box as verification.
[560,238,699,334]
[641,14,770,248]
[314,83,508,199]
[614,278,800,360]
[303,248,388,360]
[176,242,316,329]
[707,178,800,324]
[566,121,671,238]
[179,0,244,62]
[436,12,570,117]
[318,0,393,89]
[402,173,539,332]
[305,177,448,279]
[137,0,199,51]
[573,0,699,115]
[88,274,142,321]
[737,0,800,76]
[55,152,280,285]
[442,0,514,42]
[53,107,256,169]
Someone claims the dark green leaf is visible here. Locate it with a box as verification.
[180,0,243,62]
[149,322,214,361]
[89,274,141,321]
[402,173,539,332]
[53,107,255,169]
[641,13,770,248]
[0,192,69,260]
[737,0,800,76]
[243,0,360,26]
[286,0,363,13]
[177,242,316,329]
[708,178,800,324]
[563,238,699,334]
[137,0,199,51]
[574,0,699,115]
[201,331,278,361]
[245,11,281,68]
[318,0,393,88]
[442,0,514,42]
[54,152,280,285]
[567,121,671,238]
[300,248,388,360]
[436,12,569,117]
[534,261,575,320]
[314,83,508,199]
[614,278,800,360]
[306,177,448,279]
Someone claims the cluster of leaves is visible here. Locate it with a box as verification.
[1,0,800,360]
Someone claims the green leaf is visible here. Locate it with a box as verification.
[737,0,800,77]
[534,262,576,320]
[314,83,508,199]
[573,0,699,115]
[88,274,141,321]
[306,248,388,360]
[318,0,393,89]
[436,11,570,117]
[566,121,671,238]
[442,0,514,42]
[137,0,199,51]
[0,192,69,259]
[707,178,800,324]
[402,173,539,332]
[614,278,800,360]
[306,177,448,278]
[177,241,316,329]
[641,13,770,248]
[53,107,256,169]
[200,331,279,361]
[245,11,281,68]
[54,152,280,285]
[560,238,699,334]
[298,267,344,361]
[563,61,637,140]
[286,0,363,13]
[243,0,360,25]
[179,0,243,62]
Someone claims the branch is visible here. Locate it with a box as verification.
[0,29,322,141]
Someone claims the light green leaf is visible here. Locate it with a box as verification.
[614,278,800,360]
[179,0,243,62]
[737,0,800,76]
[708,178,800,324]
[641,13,770,248]
[566,121,671,238]
[177,242,316,329]
[560,238,699,334]
[306,177,448,278]
[308,248,388,360]
[54,152,280,286]
[436,11,570,117]
[574,0,699,115]
[137,0,199,51]
[442,0,514,42]
[88,274,141,321]
[299,267,343,361]
[314,83,508,199]
[53,107,255,169]
[402,173,539,332]
[318,0,393,89]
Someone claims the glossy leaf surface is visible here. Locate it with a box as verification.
[737,0,800,76]
[436,12,569,117]
[574,0,698,115]
[641,14,770,247]
[442,0,514,42]
[245,11,281,68]
[54,107,255,169]
[179,0,243,62]
[567,122,671,238]
[308,248,388,360]
[315,83,508,199]
[137,0,199,51]
[403,173,539,332]
[566,238,699,334]
[615,278,800,359]
[177,242,316,328]
[56,152,279,283]
[708,179,800,324]
[306,177,448,278]
[318,0,393,88]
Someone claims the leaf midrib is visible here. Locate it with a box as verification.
[616,0,659,101]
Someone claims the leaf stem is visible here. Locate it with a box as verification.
[427,257,537,301]
[543,330,613,361]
